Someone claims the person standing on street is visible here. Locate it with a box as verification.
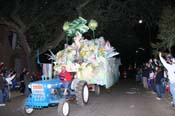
[0,71,6,106]
[142,63,150,89]
[19,68,27,95]
[155,66,165,100]
[24,71,30,96]
[159,52,175,108]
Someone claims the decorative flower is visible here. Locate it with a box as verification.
[63,22,70,31]
[57,52,63,59]
[99,48,106,53]
[88,19,98,31]
[80,50,86,57]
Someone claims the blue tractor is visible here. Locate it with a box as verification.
[24,75,89,116]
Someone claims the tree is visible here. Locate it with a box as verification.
[152,6,175,54]
[0,0,78,71]
[0,0,162,70]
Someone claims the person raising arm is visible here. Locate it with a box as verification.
[159,51,175,109]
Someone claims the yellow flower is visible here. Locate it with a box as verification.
[80,50,86,57]
[99,48,105,53]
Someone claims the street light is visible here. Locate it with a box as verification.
[138,19,151,44]
[139,19,143,24]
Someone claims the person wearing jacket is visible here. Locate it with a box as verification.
[0,71,5,106]
[4,71,16,101]
[0,62,4,71]
[155,66,165,100]
[159,52,175,108]
[58,66,73,95]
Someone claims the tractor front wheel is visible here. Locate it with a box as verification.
[57,100,70,116]
[24,106,34,115]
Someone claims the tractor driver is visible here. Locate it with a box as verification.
[58,66,73,95]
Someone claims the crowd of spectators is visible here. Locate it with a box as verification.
[0,62,41,106]
[135,51,175,109]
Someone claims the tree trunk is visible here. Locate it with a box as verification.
[0,19,34,72]
[17,30,33,72]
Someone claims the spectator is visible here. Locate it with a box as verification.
[0,71,5,106]
[0,62,4,71]
[4,71,16,101]
[155,66,165,100]
[142,63,150,89]
[19,68,27,95]
[149,69,155,92]
[24,71,30,96]
[31,72,37,82]
[159,52,175,108]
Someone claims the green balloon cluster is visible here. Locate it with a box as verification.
[63,17,98,37]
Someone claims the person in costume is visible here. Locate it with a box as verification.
[58,66,72,95]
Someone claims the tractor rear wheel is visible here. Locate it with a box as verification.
[95,85,100,95]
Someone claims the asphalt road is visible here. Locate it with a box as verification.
[0,78,175,116]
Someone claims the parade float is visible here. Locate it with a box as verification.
[24,17,121,116]
[49,17,121,94]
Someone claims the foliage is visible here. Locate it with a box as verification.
[0,0,162,65]
[0,0,77,53]
[152,6,175,53]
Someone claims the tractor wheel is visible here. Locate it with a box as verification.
[95,85,100,96]
[24,106,34,115]
[75,81,89,106]
[57,100,70,116]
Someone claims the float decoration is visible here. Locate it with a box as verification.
[50,17,121,88]
[63,17,89,37]
[88,19,98,40]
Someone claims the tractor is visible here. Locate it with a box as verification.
[24,73,89,116]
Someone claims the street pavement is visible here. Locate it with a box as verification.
[0,78,175,116]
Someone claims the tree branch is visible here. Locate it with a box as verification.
[38,31,65,55]
[76,0,92,16]
[0,17,31,54]
[9,0,26,30]
[0,17,19,30]
[11,0,21,16]
[11,16,26,30]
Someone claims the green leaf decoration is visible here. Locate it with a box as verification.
[63,17,90,37]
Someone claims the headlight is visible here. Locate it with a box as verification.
[28,84,31,88]
[47,84,52,89]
